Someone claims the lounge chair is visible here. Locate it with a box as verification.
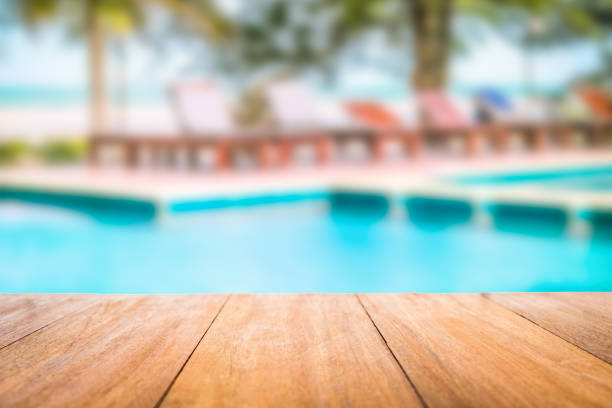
[577,87,612,119]
[90,80,273,171]
[474,89,559,152]
[344,101,421,161]
[343,93,487,157]
[554,89,598,148]
[265,80,377,165]
[417,91,489,156]
[473,88,514,124]
[265,80,334,165]
[92,79,357,170]
[574,87,612,147]
[476,87,612,152]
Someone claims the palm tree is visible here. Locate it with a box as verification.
[209,0,612,93]
[424,0,612,91]
[7,0,230,133]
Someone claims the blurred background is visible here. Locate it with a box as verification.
[0,0,611,293]
[0,0,611,142]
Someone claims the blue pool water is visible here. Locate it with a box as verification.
[1,189,611,293]
[458,165,612,191]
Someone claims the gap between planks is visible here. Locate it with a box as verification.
[159,294,423,407]
[358,293,612,408]
[484,292,612,365]
[355,294,428,408]
[154,294,232,408]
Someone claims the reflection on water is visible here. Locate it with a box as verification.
[0,189,156,225]
[405,197,473,230]
[488,204,568,238]
[329,192,389,221]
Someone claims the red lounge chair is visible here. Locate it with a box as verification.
[575,87,612,147]
[344,101,420,161]
[578,87,612,119]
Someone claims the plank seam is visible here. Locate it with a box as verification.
[0,320,56,351]
[154,294,232,408]
[0,300,101,351]
[482,293,612,366]
[355,294,428,408]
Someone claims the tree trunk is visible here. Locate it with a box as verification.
[409,0,453,92]
[87,4,106,135]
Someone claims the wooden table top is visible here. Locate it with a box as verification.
[1,292,610,407]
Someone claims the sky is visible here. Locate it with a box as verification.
[0,23,602,95]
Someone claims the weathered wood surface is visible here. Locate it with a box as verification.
[0,293,610,408]
[359,293,612,408]
[0,293,97,349]
[487,292,612,364]
[0,295,227,408]
[161,294,422,407]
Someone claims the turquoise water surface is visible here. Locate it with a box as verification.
[458,165,612,191]
[1,188,611,293]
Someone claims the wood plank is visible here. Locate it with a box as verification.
[0,294,227,408]
[160,294,422,407]
[360,293,612,408]
[486,292,612,364]
[0,294,98,349]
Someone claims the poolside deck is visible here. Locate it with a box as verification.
[1,293,610,407]
[2,151,612,212]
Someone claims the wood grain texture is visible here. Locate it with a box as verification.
[486,292,612,364]
[161,294,422,408]
[0,294,98,349]
[0,294,227,408]
[359,293,612,408]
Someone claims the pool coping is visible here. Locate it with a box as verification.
[1,158,612,222]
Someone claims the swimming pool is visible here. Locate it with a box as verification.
[1,187,611,293]
[458,164,612,191]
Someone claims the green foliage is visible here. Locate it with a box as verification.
[211,0,402,77]
[0,138,90,166]
[457,0,611,46]
[212,0,612,77]
[6,0,612,90]
[38,139,88,164]
[5,0,231,41]
[0,140,29,165]
[19,0,59,25]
